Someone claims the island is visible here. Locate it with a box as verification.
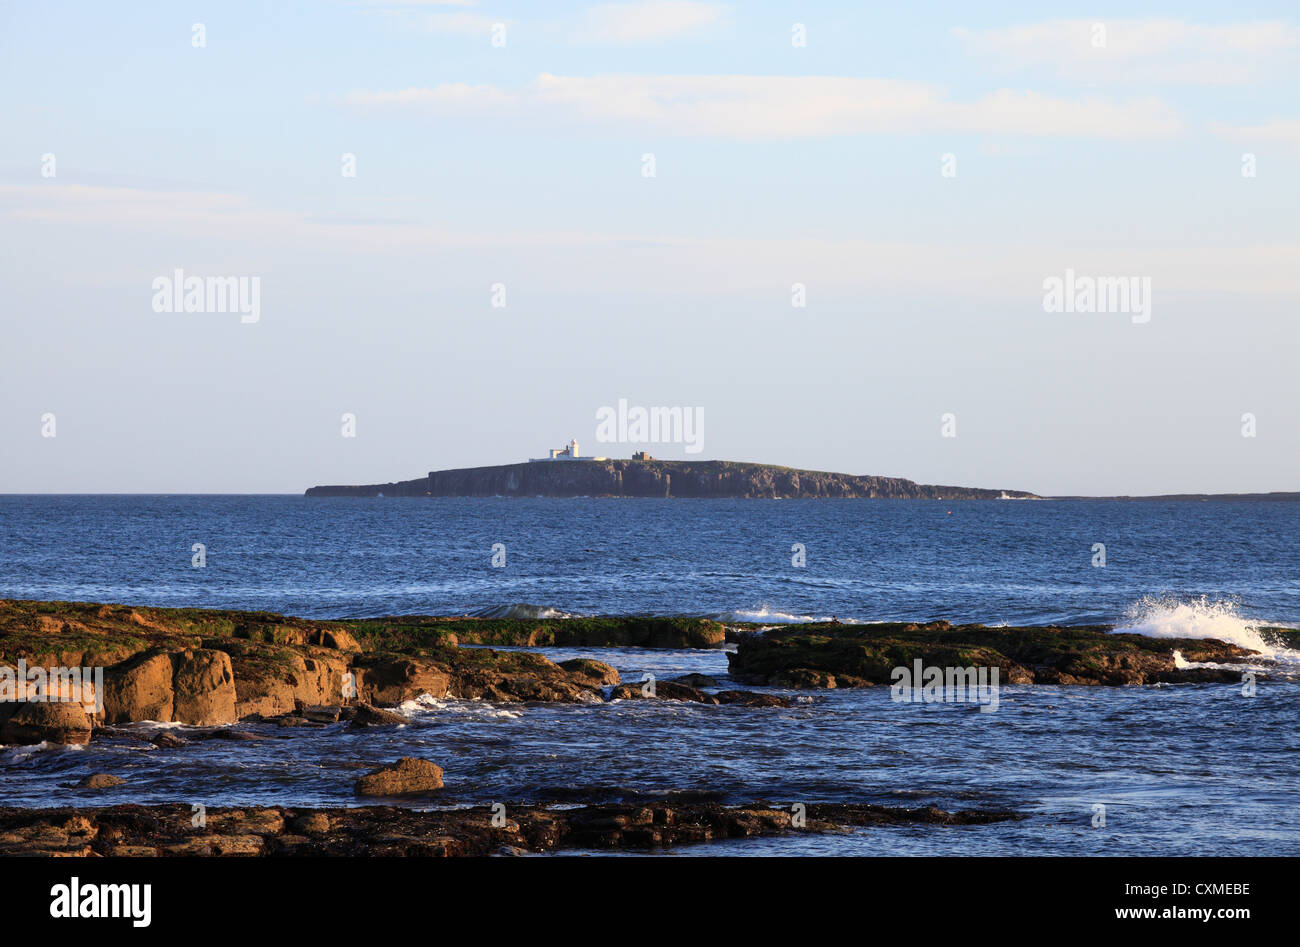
[305,458,1040,500]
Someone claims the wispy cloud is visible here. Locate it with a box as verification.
[954,19,1300,85]
[576,2,726,43]
[427,11,501,34]
[4,185,1295,298]
[344,73,1183,139]
[1210,119,1300,143]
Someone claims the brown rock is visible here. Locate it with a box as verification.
[772,668,838,688]
[671,673,719,688]
[715,690,794,708]
[608,681,718,704]
[289,812,332,835]
[316,628,361,652]
[0,702,92,745]
[557,658,621,687]
[355,658,451,706]
[355,757,444,797]
[301,705,341,723]
[101,650,175,724]
[75,773,125,789]
[171,649,237,726]
[348,703,412,728]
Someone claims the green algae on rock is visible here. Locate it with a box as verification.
[727,620,1260,687]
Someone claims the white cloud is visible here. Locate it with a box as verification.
[345,73,1183,139]
[345,83,512,108]
[1210,119,1300,143]
[577,2,725,43]
[3,185,1296,298]
[427,11,500,34]
[954,19,1300,85]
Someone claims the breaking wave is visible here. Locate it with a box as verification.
[1114,596,1300,664]
[707,605,871,625]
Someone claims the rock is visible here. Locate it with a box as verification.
[0,800,1024,857]
[557,658,621,686]
[171,649,237,725]
[207,809,285,836]
[0,702,92,745]
[191,728,258,741]
[715,690,794,708]
[301,705,341,723]
[671,673,719,688]
[289,812,332,835]
[772,668,839,688]
[101,650,175,724]
[355,758,445,797]
[348,703,411,728]
[75,773,125,789]
[316,628,361,652]
[353,657,451,706]
[150,731,187,748]
[227,645,350,719]
[727,621,1257,688]
[608,681,718,704]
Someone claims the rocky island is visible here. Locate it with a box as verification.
[305,459,1040,499]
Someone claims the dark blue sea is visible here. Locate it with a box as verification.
[2,496,1298,855]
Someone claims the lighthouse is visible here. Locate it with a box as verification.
[529,437,606,462]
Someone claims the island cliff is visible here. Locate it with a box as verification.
[305,460,1039,500]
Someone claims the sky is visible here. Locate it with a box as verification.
[0,0,1296,495]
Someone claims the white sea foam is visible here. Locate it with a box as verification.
[398,692,522,719]
[471,604,578,620]
[1113,597,1300,665]
[709,605,871,625]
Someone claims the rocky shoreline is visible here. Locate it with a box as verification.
[5,599,1285,857]
[0,801,1024,857]
[1,600,1282,747]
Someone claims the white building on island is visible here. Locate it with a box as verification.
[529,438,606,462]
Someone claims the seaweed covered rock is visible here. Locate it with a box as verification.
[728,622,1258,688]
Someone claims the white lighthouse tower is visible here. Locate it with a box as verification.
[530,436,605,462]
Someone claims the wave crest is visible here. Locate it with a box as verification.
[1114,596,1298,664]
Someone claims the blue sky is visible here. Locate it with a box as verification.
[1,0,1297,494]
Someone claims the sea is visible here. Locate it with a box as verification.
[1,495,1297,855]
